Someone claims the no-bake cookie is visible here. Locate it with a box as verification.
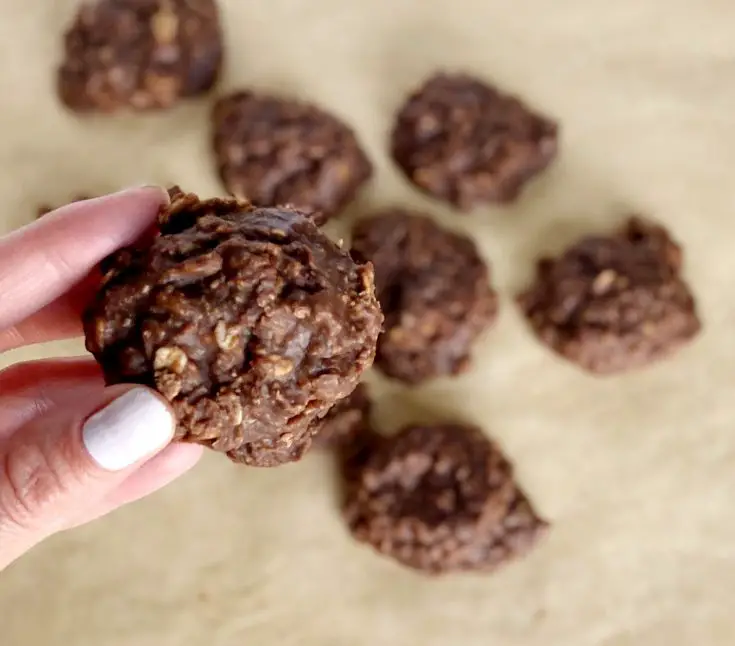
[391,73,558,209]
[517,216,701,373]
[212,92,373,225]
[350,209,498,384]
[343,423,549,575]
[58,0,223,112]
[83,187,383,466]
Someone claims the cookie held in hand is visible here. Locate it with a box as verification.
[83,187,383,467]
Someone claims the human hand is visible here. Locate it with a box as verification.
[0,188,203,571]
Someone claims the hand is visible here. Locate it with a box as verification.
[0,188,203,571]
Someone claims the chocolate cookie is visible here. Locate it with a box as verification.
[37,195,94,217]
[391,73,558,209]
[58,0,223,112]
[518,217,701,374]
[212,92,373,225]
[83,187,383,467]
[344,423,549,575]
[350,210,498,384]
[311,383,371,450]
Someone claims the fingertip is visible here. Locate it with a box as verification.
[127,441,203,481]
[60,185,170,254]
[98,442,203,512]
[151,442,204,473]
[57,185,169,242]
[45,185,168,221]
[109,185,170,208]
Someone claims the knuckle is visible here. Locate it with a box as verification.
[41,245,79,288]
[0,442,67,533]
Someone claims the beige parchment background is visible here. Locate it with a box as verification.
[1,0,735,644]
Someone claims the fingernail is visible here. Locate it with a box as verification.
[82,388,175,471]
[142,185,171,204]
[122,183,161,191]
[113,185,170,202]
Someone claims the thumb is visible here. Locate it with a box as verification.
[0,386,175,569]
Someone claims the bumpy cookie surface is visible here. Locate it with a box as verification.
[391,73,558,209]
[58,0,222,112]
[84,187,383,466]
[518,217,701,374]
[212,92,372,224]
[350,209,498,384]
[343,423,548,574]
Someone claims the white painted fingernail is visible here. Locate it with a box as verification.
[82,388,175,471]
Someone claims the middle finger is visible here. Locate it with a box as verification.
[0,271,100,353]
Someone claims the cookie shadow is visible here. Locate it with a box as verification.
[321,189,378,247]
[500,151,640,295]
[371,384,478,436]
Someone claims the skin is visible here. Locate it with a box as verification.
[0,187,203,571]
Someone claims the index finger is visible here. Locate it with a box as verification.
[0,270,99,352]
[0,186,168,331]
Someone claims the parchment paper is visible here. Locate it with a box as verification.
[1,0,735,644]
